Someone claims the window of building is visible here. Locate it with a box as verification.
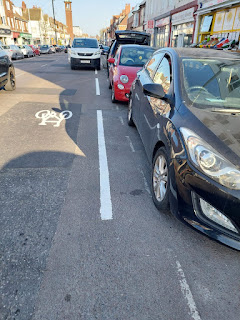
[6,0,10,11]
[1,16,6,24]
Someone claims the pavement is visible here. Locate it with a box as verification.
[0,53,240,320]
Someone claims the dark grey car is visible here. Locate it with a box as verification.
[0,45,16,91]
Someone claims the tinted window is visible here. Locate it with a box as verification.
[119,47,155,67]
[153,56,171,93]
[41,45,49,48]
[182,58,240,109]
[145,53,164,79]
[72,39,98,49]
[3,46,10,49]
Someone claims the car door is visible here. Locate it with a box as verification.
[0,47,9,87]
[109,48,120,86]
[135,52,165,152]
[139,54,173,159]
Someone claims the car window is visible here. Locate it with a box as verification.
[119,47,155,67]
[72,39,98,49]
[153,56,171,94]
[3,46,10,49]
[145,53,164,79]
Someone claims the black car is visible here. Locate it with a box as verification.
[128,48,240,250]
[107,30,151,75]
[0,45,16,91]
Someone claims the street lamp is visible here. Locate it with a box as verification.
[52,0,57,45]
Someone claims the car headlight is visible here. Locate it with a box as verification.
[94,51,100,55]
[71,50,77,55]
[180,127,240,190]
[120,75,129,84]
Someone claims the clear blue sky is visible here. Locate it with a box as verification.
[14,0,138,36]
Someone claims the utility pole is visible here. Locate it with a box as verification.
[52,0,58,45]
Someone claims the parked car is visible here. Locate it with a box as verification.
[18,45,34,58]
[53,44,61,52]
[39,45,52,54]
[50,45,56,53]
[99,44,109,55]
[64,44,70,53]
[107,30,151,76]
[29,45,40,56]
[108,44,155,102]
[0,45,16,91]
[2,45,24,60]
[128,47,240,250]
[68,38,101,70]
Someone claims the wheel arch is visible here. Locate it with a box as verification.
[152,141,166,163]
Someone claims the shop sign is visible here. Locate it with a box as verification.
[222,8,236,31]
[200,15,213,32]
[233,7,240,30]
[200,0,226,10]
[12,32,20,38]
[146,28,154,34]
[20,33,32,39]
[172,8,195,25]
[155,17,170,28]
[213,11,224,32]
[147,20,154,29]
[0,28,11,36]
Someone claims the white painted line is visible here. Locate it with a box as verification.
[41,64,48,68]
[97,110,113,220]
[95,78,100,95]
[116,105,119,111]
[176,261,201,320]
[95,69,98,75]
[119,116,124,125]
[125,136,135,153]
[16,72,25,78]
[140,169,151,195]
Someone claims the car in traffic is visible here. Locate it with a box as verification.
[99,44,109,55]
[108,44,155,102]
[39,45,52,54]
[107,30,151,75]
[18,45,34,58]
[0,45,16,91]
[128,48,240,250]
[29,45,40,56]
[50,45,56,53]
[2,45,24,60]
[68,38,101,70]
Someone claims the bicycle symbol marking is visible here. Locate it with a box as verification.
[35,110,73,127]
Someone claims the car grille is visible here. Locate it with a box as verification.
[78,53,93,56]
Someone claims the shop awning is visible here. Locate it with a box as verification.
[20,32,32,39]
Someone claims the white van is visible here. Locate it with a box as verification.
[68,38,101,70]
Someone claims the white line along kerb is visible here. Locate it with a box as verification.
[176,260,201,320]
[95,78,100,95]
[97,110,113,220]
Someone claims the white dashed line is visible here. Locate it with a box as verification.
[95,78,100,95]
[116,105,119,110]
[41,64,48,67]
[97,110,113,220]
[95,69,98,75]
[176,261,201,320]
[125,136,135,153]
[119,116,124,125]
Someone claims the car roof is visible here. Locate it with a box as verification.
[159,47,240,60]
[73,38,97,40]
[119,44,154,49]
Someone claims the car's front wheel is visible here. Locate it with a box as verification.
[127,95,135,126]
[4,67,16,91]
[151,147,170,212]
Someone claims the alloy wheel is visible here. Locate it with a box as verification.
[153,155,168,202]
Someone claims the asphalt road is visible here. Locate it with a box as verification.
[0,53,240,320]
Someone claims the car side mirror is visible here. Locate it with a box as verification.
[108,58,115,64]
[143,83,165,99]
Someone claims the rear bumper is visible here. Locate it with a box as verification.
[71,57,100,68]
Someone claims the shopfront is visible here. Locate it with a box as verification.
[171,8,195,47]
[0,27,11,45]
[20,32,32,45]
[12,32,20,44]
[155,17,170,48]
[195,0,240,46]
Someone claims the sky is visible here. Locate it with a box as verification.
[14,0,139,36]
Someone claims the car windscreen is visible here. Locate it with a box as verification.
[116,33,150,45]
[182,57,240,110]
[119,47,155,67]
[18,46,25,49]
[41,45,49,49]
[3,46,10,49]
[72,39,98,49]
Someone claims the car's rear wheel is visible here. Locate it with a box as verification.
[127,95,135,126]
[4,67,16,91]
[151,147,170,212]
[111,85,116,103]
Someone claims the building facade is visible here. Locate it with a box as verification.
[64,0,74,40]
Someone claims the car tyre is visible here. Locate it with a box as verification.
[127,96,135,127]
[4,67,16,91]
[71,64,75,70]
[151,147,170,213]
[111,85,116,103]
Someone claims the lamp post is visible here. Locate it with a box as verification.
[52,0,57,44]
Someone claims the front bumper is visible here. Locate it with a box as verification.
[172,158,240,250]
[114,82,131,102]
[71,57,100,68]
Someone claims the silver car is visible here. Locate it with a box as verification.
[18,45,34,58]
[2,45,24,60]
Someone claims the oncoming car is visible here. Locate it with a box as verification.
[68,38,101,70]
[108,45,155,102]
[128,48,240,250]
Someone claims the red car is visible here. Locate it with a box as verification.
[29,45,40,56]
[108,44,155,102]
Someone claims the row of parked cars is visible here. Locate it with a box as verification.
[2,44,66,60]
[105,31,240,251]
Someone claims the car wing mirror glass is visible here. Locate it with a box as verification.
[143,83,165,99]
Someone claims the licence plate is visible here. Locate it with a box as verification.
[80,60,90,63]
